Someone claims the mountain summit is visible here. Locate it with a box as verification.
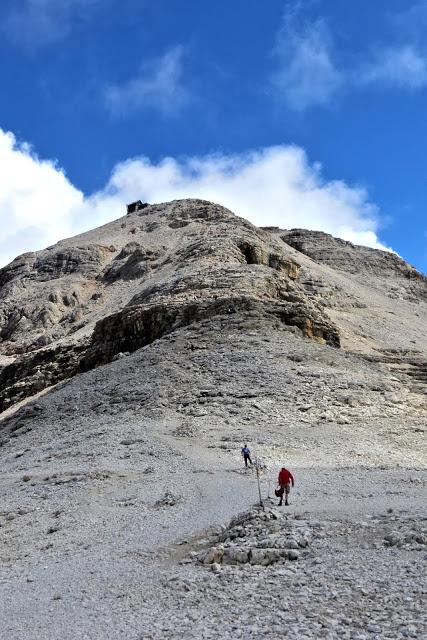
[1,198,426,413]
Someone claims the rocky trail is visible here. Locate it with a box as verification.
[1,461,425,640]
[148,503,426,640]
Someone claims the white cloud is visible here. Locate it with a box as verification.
[0,129,389,268]
[0,130,83,266]
[358,45,427,90]
[271,9,343,110]
[94,147,387,250]
[1,0,100,50]
[105,47,189,117]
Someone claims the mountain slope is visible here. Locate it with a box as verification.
[1,199,427,411]
[0,199,426,640]
[0,199,341,411]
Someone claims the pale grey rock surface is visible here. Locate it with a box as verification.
[0,199,426,639]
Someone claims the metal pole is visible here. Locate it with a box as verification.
[255,458,263,506]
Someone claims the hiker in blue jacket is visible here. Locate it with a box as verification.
[241,445,252,468]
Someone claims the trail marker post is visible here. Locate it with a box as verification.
[255,457,263,507]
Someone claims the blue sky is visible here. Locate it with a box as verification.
[1,0,427,272]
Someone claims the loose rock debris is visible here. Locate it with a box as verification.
[196,505,310,567]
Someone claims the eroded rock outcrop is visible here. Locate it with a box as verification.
[0,340,88,412]
[280,229,427,302]
[2,198,427,413]
[0,200,345,411]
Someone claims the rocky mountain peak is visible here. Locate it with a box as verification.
[0,199,341,412]
[0,198,426,414]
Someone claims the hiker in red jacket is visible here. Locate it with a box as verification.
[277,466,295,506]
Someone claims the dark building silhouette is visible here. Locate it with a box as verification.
[126,201,149,215]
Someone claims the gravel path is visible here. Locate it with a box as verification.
[1,447,425,640]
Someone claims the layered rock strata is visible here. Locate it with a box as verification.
[0,200,340,411]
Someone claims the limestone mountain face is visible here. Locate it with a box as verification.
[0,200,319,357]
[0,200,340,411]
[0,198,427,415]
[280,228,427,301]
